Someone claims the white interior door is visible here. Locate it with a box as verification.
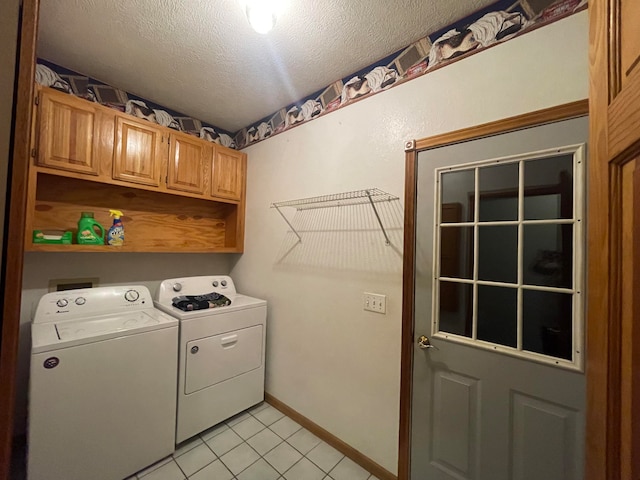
[411,116,588,480]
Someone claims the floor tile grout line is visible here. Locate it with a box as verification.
[216,434,263,478]
[172,457,189,479]
[200,434,220,459]
[136,456,174,478]
[244,434,283,458]
[173,437,205,460]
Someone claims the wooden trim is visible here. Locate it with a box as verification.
[398,101,588,480]
[397,149,417,480]
[0,0,39,477]
[619,158,638,480]
[30,164,241,205]
[632,161,640,479]
[587,0,615,477]
[608,67,640,158]
[413,100,589,151]
[264,393,396,480]
[607,0,621,100]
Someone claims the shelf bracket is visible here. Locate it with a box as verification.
[365,189,391,246]
[273,204,302,243]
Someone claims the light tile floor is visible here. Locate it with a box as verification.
[127,402,380,480]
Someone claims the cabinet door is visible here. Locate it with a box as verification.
[37,88,99,175]
[211,146,245,201]
[113,116,162,187]
[167,132,208,194]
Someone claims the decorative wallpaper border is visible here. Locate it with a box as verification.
[35,59,238,148]
[235,0,587,149]
[36,0,586,152]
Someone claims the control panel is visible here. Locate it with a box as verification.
[33,286,152,323]
[156,276,237,305]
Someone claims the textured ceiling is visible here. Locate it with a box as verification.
[37,0,498,132]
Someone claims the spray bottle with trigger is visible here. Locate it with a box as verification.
[107,210,125,246]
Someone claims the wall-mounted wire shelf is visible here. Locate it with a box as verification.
[270,188,399,245]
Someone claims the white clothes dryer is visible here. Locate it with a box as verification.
[154,275,266,443]
[28,285,178,480]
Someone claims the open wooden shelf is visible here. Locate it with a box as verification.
[26,173,243,253]
[26,244,241,253]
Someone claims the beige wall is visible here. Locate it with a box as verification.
[231,12,589,473]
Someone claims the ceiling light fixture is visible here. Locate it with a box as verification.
[245,0,279,34]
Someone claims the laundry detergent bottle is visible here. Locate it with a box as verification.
[77,212,105,245]
[107,209,125,246]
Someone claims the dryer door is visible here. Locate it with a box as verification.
[185,324,263,394]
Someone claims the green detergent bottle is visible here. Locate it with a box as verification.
[77,212,105,245]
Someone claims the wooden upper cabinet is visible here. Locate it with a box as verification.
[167,132,209,194]
[36,88,100,175]
[113,116,162,187]
[212,146,245,201]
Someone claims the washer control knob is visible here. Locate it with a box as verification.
[124,289,140,302]
[56,298,68,308]
[221,280,227,287]
[75,297,86,306]
[173,283,182,292]
[212,281,219,287]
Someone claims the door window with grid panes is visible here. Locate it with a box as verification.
[433,145,585,369]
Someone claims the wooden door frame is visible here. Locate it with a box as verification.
[398,100,589,479]
[0,0,39,477]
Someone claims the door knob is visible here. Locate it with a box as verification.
[417,335,438,350]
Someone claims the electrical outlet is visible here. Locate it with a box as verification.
[363,292,386,314]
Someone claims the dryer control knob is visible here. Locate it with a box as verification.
[56,298,68,308]
[221,280,227,287]
[75,297,86,306]
[124,289,140,302]
[173,283,182,292]
[212,281,219,287]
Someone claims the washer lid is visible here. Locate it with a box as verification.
[154,294,266,320]
[32,309,178,353]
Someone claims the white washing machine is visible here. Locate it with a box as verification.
[154,275,266,443]
[28,286,178,480]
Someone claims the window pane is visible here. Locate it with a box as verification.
[479,163,519,221]
[477,285,517,347]
[523,290,573,360]
[523,224,572,288]
[441,170,474,222]
[439,226,474,279]
[524,155,573,220]
[478,225,518,284]
[438,281,472,338]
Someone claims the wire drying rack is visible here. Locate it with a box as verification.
[270,188,399,245]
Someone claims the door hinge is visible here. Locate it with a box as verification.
[31,148,36,158]
[34,95,39,106]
